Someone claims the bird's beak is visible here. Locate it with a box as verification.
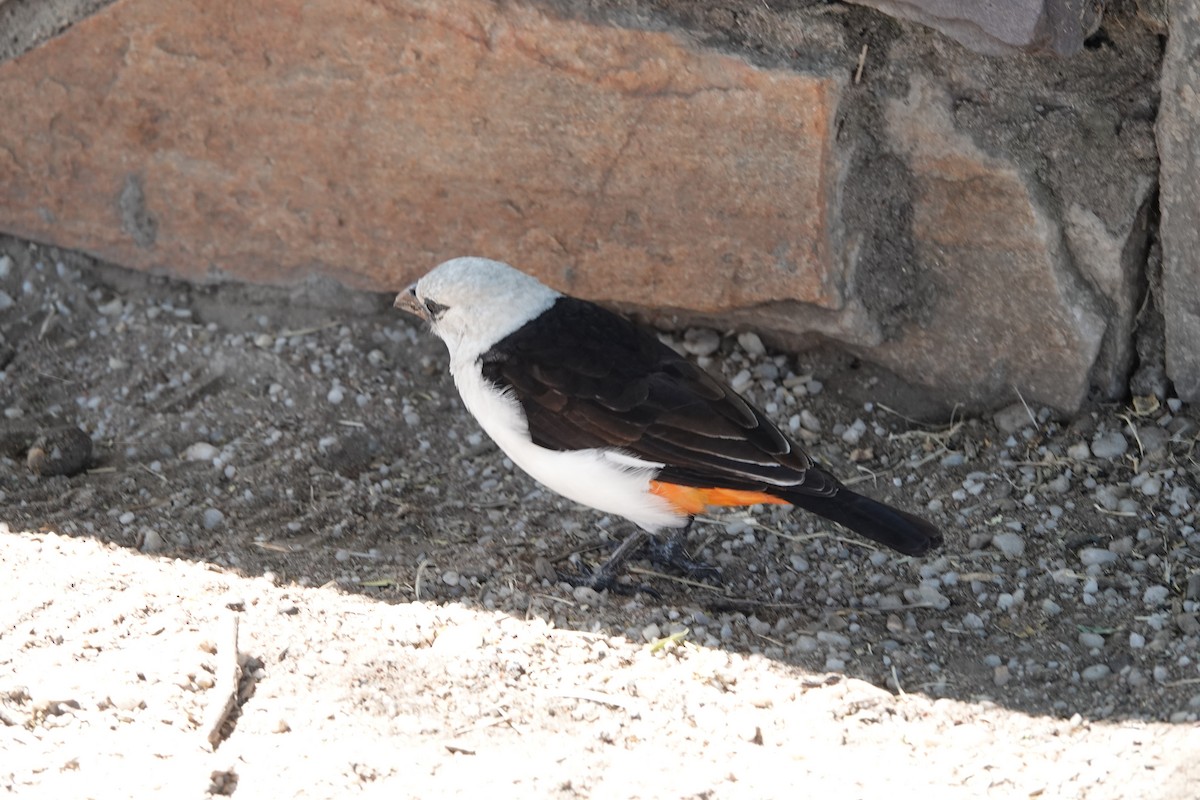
[394,283,428,321]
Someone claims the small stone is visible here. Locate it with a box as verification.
[993,665,1011,686]
[432,624,485,655]
[572,585,601,605]
[682,328,720,357]
[993,403,1032,434]
[1079,548,1118,567]
[440,570,460,587]
[1080,664,1111,682]
[799,410,821,433]
[1042,599,1062,616]
[816,631,851,649]
[1129,632,1146,649]
[1187,573,1200,602]
[1078,632,1105,649]
[1143,585,1171,607]
[1140,478,1161,497]
[641,623,662,642]
[202,508,225,530]
[0,291,13,311]
[1067,442,1091,460]
[991,532,1025,558]
[140,529,166,553]
[184,442,219,461]
[327,386,345,405]
[1090,431,1128,460]
[737,331,766,357]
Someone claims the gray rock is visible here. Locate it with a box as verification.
[993,402,1033,434]
[1090,431,1129,460]
[1079,547,1118,567]
[1159,0,1200,402]
[1081,664,1111,682]
[991,532,1026,558]
[846,0,1100,56]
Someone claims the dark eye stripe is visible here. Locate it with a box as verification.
[424,298,449,319]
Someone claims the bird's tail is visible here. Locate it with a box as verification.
[780,488,943,556]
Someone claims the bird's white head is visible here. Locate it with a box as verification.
[395,257,561,362]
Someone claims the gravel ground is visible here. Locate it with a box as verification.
[2,235,1199,797]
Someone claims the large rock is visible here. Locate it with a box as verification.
[847,0,1102,56]
[0,0,846,314]
[877,78,1107,411]
[1158,0,1200,402]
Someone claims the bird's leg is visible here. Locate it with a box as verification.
[642,519,722,584]
[561,529,658,596]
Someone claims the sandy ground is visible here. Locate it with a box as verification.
[2,236,1199,797]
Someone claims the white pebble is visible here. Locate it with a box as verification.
[1067,442,1091,460]
[184,442,219,461]
[730,370,752,392]
[737,331,766,357]
[118,511,135,525]
[1129,632,1146,649]
[327,386,345,405]
[1140,478,1161,497]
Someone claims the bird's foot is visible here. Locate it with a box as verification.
[642,531,722,585]
[555,529,659,597]
[559,563,660,598]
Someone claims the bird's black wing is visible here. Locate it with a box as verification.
[478,297,837,497]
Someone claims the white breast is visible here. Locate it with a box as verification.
[450,363,687,533]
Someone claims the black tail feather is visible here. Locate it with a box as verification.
[782,488,943,556]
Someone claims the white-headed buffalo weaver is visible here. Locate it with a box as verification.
[396,257,942,590]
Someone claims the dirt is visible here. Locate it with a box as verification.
[2,234,1200,797]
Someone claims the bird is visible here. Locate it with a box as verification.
[395,256,942,590]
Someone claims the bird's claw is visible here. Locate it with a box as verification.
[642,533,723,584]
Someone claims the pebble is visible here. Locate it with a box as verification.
[572,586,602,605]
[816,631,851,649]
[1143,585,1171,607]
[1139,478,1161,497]
[1187,573,1200,602]
[202,508,225,530]
[1079,548,1118,567]
[1080,664,1111,682]
[441,570,460,587]
[737,331,766,357]
[140,529,166,553]
[991,532,1025,558]
[730,369,752,392]
[993,665,1011,686]
[184,442,219,461]
[1078,632,1105,649]
[1066,442,1091,460]
[1042,599,1062,616]
[993,403,1032,434]
[799,410,821,433]
[682,328,720,357]
[1090,431,1128,460]
[0,291,13,311]
[327,386,345,405]
[1129,632,1146,649]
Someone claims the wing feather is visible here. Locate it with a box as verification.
[480,297,833,497]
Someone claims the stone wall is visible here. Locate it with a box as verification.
[0,0,1185,412]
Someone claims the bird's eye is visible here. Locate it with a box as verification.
[423,298,449,319]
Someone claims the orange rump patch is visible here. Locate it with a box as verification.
[649,481,791,515]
